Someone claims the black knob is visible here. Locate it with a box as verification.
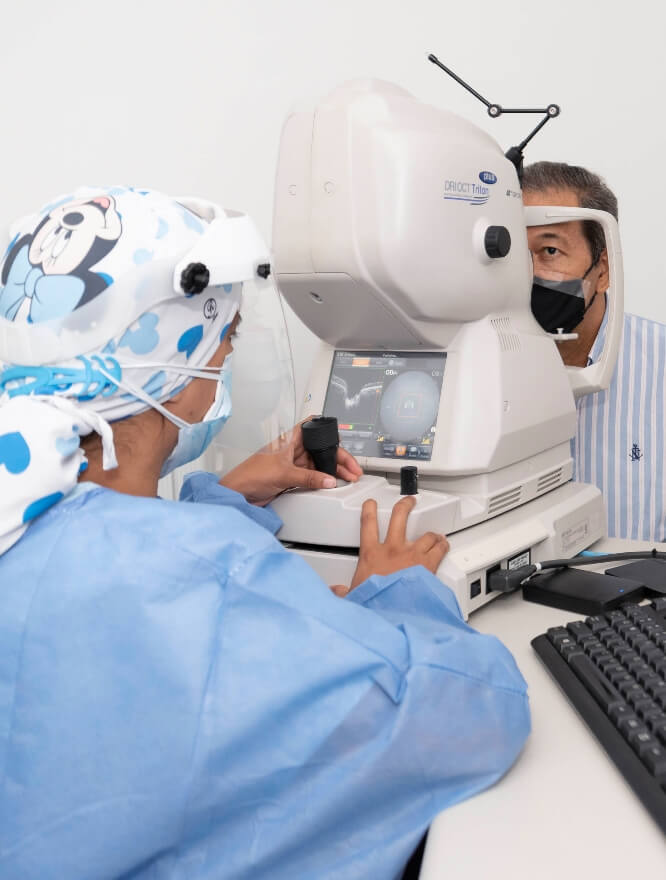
[400,465,418,495]
[257,263,271,279]
[180,262,210,294]
[302,416,339,478]
[484,226,511,259]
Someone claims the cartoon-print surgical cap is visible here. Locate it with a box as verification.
[0,185,270,554]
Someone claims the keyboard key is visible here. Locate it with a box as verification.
[547,626,568,642]
[568,654,623,713]
[607,667,629,688]
[585,615,607,632]
[626,605,650,622]
[560,643,583,661]
[627,630,647,650]
[596,654,617,674]
[624,657,645,676]
[634,697,658,718]
[609,703,633,724]
[586,644,606,661]
[636,666,657,688]
[635,733,661,760]
[641,743,666,778]
[614,646,638,664]
[619,681,644,700]
[646,679,666,698]
[597,627,616,643]
[547,628,576,651]
[613,673,635,690]
[618,715,643,736]
[628,727,652,748]
[653,658,666,677]
[567,621,593,641]
[652,720,666,744]
[641,644,663,665]
[643,709,666,730]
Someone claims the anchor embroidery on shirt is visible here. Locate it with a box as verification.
[630,443,643,462]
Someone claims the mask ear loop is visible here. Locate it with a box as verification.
[581,255,601,317]
[94,363,224,433]
[94,363,191,430]
[115,362,226,382]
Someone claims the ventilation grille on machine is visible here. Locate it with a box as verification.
[537,467,564,494]
[488,486,522,516]
[490,317,521,353]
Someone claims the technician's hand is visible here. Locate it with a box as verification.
[339,496,449,594]
[219,419,363,506]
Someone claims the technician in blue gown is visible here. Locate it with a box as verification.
[0,186,530,880]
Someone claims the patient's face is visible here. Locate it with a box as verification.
[523,186,608,302]
[525,187,592,276]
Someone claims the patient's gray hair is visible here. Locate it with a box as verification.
[522,161,618,265]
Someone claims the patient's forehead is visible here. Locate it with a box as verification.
[522,186,580,208]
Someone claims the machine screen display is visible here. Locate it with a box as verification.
[322,351,446,461]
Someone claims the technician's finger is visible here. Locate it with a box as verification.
[330,583,350,597]
[336,461,361,482]
[287,465,336,491]
[386,495,417,544]
[360,498,380,546]
[336,447,363,477]
[426,535,449,568]
[414,531,442,552]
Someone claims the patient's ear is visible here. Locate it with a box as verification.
[595,248,609,295]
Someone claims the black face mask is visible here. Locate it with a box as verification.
[531,264,598,334]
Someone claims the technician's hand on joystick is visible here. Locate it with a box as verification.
[331,496,449,596]
[219,415,362,506]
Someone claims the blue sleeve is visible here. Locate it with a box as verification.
[348,564,464,620]
[179,469,282,534]
[180,539,530,879]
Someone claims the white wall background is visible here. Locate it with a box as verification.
[1,0,664,415]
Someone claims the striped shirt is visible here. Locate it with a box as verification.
[573,306,666,541]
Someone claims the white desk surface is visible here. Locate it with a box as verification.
[419,539,666,880]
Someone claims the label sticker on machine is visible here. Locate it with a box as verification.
[508,550,531,570]
[322,350,446,461]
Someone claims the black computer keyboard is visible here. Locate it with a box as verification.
[532,597,666,834]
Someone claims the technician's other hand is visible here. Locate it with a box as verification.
[219,419,363,506]
[345,496,449,592]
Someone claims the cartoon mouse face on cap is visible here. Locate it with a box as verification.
[0,193,123,324]
[29,196,122,276]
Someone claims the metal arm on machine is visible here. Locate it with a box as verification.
[427,53,560,179]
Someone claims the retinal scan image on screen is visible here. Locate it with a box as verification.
[323,351,446,461]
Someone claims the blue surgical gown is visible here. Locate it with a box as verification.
[0,471,530,879]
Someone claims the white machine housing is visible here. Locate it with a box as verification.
[271,79,623,617]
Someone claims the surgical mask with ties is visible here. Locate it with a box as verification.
[531,263,598,335]
[159,355,233,477]
[95,354,234,477]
